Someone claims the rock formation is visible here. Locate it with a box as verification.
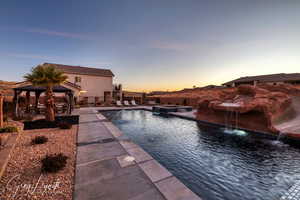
[196,84,295,133]
[149,83,300,135]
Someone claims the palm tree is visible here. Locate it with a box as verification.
[24,64,67,121]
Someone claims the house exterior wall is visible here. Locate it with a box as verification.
[226,81,287,87]
[65,73,113,101]
[265,81,284,85]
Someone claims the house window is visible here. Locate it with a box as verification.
[75,76,81,83]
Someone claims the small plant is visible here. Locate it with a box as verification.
[24,115,34,121]
[0,126,18,133]
[41,153,68,173]
[31,136,48,145]
[58,122,72,129]
[12,116,23,121]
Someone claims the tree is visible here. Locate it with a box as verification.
[24,64,67,121]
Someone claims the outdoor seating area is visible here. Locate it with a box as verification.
[13,84,75,118]
[116,100,139,107]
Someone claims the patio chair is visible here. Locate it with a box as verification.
[148,100,157,105]
[37,103,46,114]
[131,100,137,106]
[123,101,130,106]
[116,100,123,107]
[55,103,66,114]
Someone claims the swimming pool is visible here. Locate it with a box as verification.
[101,109,300,200]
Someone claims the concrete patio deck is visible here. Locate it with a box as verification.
[74,107,202,200]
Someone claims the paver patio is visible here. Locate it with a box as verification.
[74,107,202,200]
[74,109,166,200]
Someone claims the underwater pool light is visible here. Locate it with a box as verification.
[223,128,248,136]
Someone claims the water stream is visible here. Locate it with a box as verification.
[221,102,247,136]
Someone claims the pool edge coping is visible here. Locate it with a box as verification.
[98,107,300,144]
[97,111,203,200]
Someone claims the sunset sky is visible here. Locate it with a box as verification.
[0,0,299,92]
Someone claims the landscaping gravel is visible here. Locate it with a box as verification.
[0,126,77,200]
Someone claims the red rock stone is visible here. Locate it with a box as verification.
[148,83,300,135]
[196,84,295,133]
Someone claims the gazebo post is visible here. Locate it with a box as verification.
[25,91,30,113]
[13,89,22,118]
[35,91,42,114]
[67,92,74,115]
[71,92,74,114]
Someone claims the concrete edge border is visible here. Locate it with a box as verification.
[72,124,80,200]
[0,131,22,180]
[96,112,202,200]
[98,107,287,142]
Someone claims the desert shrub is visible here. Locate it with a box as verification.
[0,126,18,133]
[58,122,72,129]
[12,116,23,121]
[12,114,33,122]
[41,153,68,173]
[23,115,34,121]
[31,136,48,145]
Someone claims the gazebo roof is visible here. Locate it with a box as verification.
[14,85,72,93]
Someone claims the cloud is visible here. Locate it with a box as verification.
[6,53,60,60]
[2,26,97,41]
[23,28,96,40]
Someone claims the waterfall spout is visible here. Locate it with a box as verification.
[221,102,247,136]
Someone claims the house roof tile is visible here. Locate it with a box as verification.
[223,73,300,85]
[45,63,114,77]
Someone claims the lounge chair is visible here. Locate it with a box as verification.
[37,103,46,113]
[148,101,157,105]
[116,100,123,106]
[124,100,130,106]
[131,100,137,106]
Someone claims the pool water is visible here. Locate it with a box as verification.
[101,110,300,200]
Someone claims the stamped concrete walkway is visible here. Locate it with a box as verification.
[74,108,201,200]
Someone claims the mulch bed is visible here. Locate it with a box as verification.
[0,126,77,200]
[23,115,79,130]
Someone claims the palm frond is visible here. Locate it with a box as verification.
[24,64,68,87]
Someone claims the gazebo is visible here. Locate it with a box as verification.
[13,84,75,117]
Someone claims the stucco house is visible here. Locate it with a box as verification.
[48,63,115,104]
[223,73,300,87]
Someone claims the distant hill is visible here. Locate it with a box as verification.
[148,85,226,98]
